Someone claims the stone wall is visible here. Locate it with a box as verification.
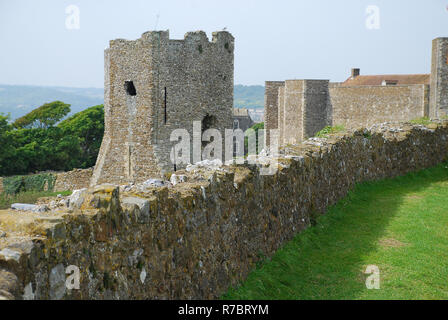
[278,86,285,145]
[91,30,234,187]
[54,168,94,192]
[282,80,303,145]
[267,36,448,146]
[233,116,254,132]
[264,81,284,147]
[278,80,330,145]
[329,84,428,129]
[1,120,447,300]
[302,80,330,138]
[430,37,448,118]
[272,81,428,147]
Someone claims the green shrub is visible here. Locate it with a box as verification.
[244,122,264,155]
[315,125,345,138]
[410,117,432,125]
[3,173,56,195]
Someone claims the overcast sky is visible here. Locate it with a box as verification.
[0,0,447,88]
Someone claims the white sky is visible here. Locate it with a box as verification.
[0,0,447,88]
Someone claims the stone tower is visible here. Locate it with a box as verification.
[430,37,448,118]
[264,81,285,147]
[91,30,234,186]
[279,80,329,145]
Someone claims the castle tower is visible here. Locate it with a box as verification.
[91,30,234,186]
[430,37,448,118]
[281,79,329,145]
[264,81,285,148]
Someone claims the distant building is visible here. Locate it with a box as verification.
[247,108,264,123]
[264,37,448,147]
[233,108,255,132]
[341,68,430,86]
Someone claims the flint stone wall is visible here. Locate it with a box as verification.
[91,30,234,187]
[430,37,448,118]
[54,168,94,192]
[329,84,428,129]
[273,82,429,146]
[264,81,284,147]
[0,121,447,300]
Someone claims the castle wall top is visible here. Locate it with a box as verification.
[108,30,234,50]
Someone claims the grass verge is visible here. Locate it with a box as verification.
[223,162,448,300]
[409,117,432,125]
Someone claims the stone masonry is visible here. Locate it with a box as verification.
[54,168,94,192]
[3,31,448,301]
[278,80,329,145]
[264,81,284,147]
[91,30,234,186]
[329,84,428,129]
[430,37,448,118]
[0,120,447,299]
[267,37,447,147]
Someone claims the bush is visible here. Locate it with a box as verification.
[244,122,264,155]
[58,105,104,168]
[3,173,56,195]
[0,103,104,176]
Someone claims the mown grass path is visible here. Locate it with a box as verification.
[224,162,448,300]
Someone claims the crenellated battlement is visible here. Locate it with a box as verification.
[107,30,234,53]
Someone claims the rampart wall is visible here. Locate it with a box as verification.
[1,120,447,300]
[54,168,94,192]
[264,81,284,147]
[329,84,428,129]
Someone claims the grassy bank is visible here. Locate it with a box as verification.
[224,162,448,300]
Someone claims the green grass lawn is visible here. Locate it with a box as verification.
[224,162,448,300]
[0,190,72,210]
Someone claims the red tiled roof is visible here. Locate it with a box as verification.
[341,74,430,86]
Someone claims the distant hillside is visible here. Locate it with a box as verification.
[0,84,104,120]
[0,84,264,120]
[234,84,264,109]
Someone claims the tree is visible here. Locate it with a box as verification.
[2,127,81,175]
[0,103,104,176]
[244,122,264,155]
[13,101,71,129]
[0,114,15,173]
[58,105,104,168]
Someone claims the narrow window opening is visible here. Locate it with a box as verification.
[164,87,167,124]
[124,81,136,96]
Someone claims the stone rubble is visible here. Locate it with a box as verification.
[10,203,49,213]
